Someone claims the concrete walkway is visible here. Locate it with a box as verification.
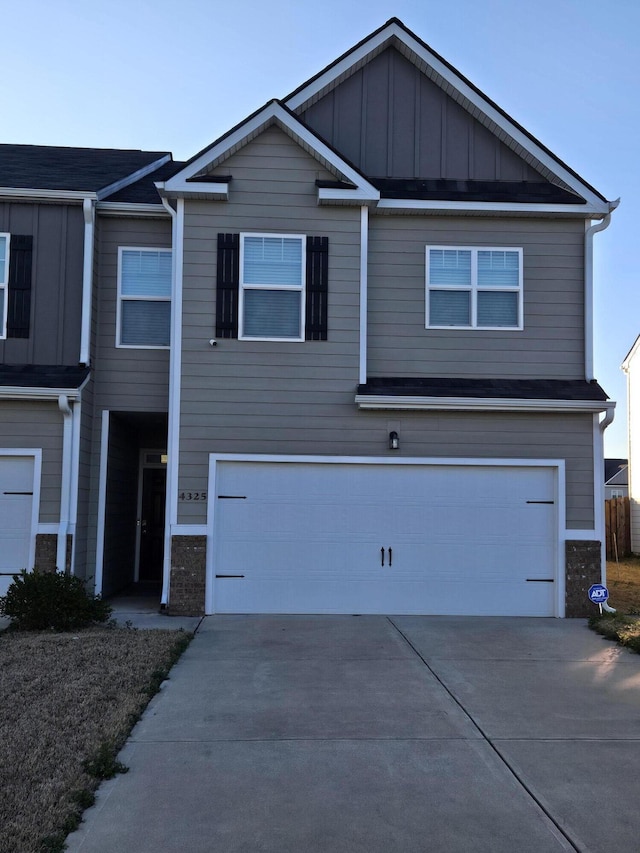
[66,616,640,853]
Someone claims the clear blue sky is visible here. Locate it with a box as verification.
[5,0,638,458]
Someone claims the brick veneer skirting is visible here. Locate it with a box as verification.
[169,535,206,616]
[565,540,602,618]
[34,534,73,574]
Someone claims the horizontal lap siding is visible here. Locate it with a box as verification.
[367,216,585,378]
[94,216,171,412]
[0,202,83,365]
[179,127,361,523]
[0,401,62,522]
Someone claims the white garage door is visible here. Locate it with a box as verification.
[211,461,558,616]
[0,456,35,596]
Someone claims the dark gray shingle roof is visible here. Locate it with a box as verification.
[0,144,171,193]
[358,378,609,402]
[105,160,185,204]
[0,365,90,389]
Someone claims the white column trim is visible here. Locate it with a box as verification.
[359,205,368,386]
[94,411,109,596]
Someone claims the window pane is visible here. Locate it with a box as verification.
[121,300,171,346]
[478,251,519,287]
[429,290,470,326]
[121,250,172,297]
[243,289,301,338]
[244,237,302,286]
[0,236,6,283]
[477,291,518,326]
[429,249,471,286]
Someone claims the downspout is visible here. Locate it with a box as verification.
[585,201,619,610]
[160,196,178,609]
[57,395,73,573]
[80,198,96,366]
[597,404,617,612]
[584,201,618,381]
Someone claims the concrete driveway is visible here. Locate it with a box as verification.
[66,616,640,853]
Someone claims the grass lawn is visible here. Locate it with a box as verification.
[606,555,640,614]
[591,557,640,653]
[0,626,191,853]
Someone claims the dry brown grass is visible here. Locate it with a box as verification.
[606,555,640,614]
[0,626,191,853]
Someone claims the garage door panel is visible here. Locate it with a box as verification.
[212,461,558,616]
[0,456,35,582]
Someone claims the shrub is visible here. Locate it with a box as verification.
[0,570,112,631]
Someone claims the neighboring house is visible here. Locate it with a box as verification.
[604,459,628,500]
[623,337,640,551]
[0,18,618,617]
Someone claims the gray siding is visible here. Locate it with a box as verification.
[93,215,171,412]
[0,400,63,522]
[0,202,84,365]
[367,215,585,379]
[176,126,594,530]
[299,47,546,182]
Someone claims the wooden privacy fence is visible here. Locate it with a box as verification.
[605,497,631,560]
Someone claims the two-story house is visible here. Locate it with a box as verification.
[0,19,616,617]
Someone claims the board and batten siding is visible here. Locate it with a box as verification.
[0,400,63,523]
[93,215,171,413]
[367,215,585,379]
[297,46,548,183]
[0,202,84,365]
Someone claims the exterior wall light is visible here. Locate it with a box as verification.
[389,431,399,450]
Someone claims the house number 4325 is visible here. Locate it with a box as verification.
[178,492,207,501]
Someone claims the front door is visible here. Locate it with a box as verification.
[138,467,166,583]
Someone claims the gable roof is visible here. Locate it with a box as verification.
[283,18,613,215]
[0,144,172,200]
[159,100,379,204]
[604,459,628,486]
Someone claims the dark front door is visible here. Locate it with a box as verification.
[139,467,166,582]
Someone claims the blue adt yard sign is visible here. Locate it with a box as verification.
[588,584,609,608]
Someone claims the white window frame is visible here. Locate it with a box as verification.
[238,233,306,342]
[425,245,523,331]
[116,246,172,350]
[0,233,10,340]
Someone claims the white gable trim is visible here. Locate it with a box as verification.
[376,199,603,217]
[285,21,609,214]
[161,102,379,203]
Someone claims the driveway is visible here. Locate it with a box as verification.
[66,616,640,853]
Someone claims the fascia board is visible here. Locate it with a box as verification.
[97,154,172,200]
[622,333,640,371]
[97,202,171,218]
[156,181,230,200]
[285,21,607,209]
[0,188,96,202]
[318,186,379,204]
[0,386,83,401]
[163,103,378,198]
[376,198,608,217]
[355,394,613,414]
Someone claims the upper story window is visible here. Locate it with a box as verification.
[426,246,523,330]
[117,248,172,348]
[239,234,305,341]
[0,234,8,339]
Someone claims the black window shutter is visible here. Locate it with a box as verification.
[7,235,33,339]
[216,233,239,338]
[305,236,328,341]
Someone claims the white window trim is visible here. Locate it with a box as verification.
[116,246,172,350]
[425,245,523,331]
[238,233,306,342]
[0,233,10,340]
